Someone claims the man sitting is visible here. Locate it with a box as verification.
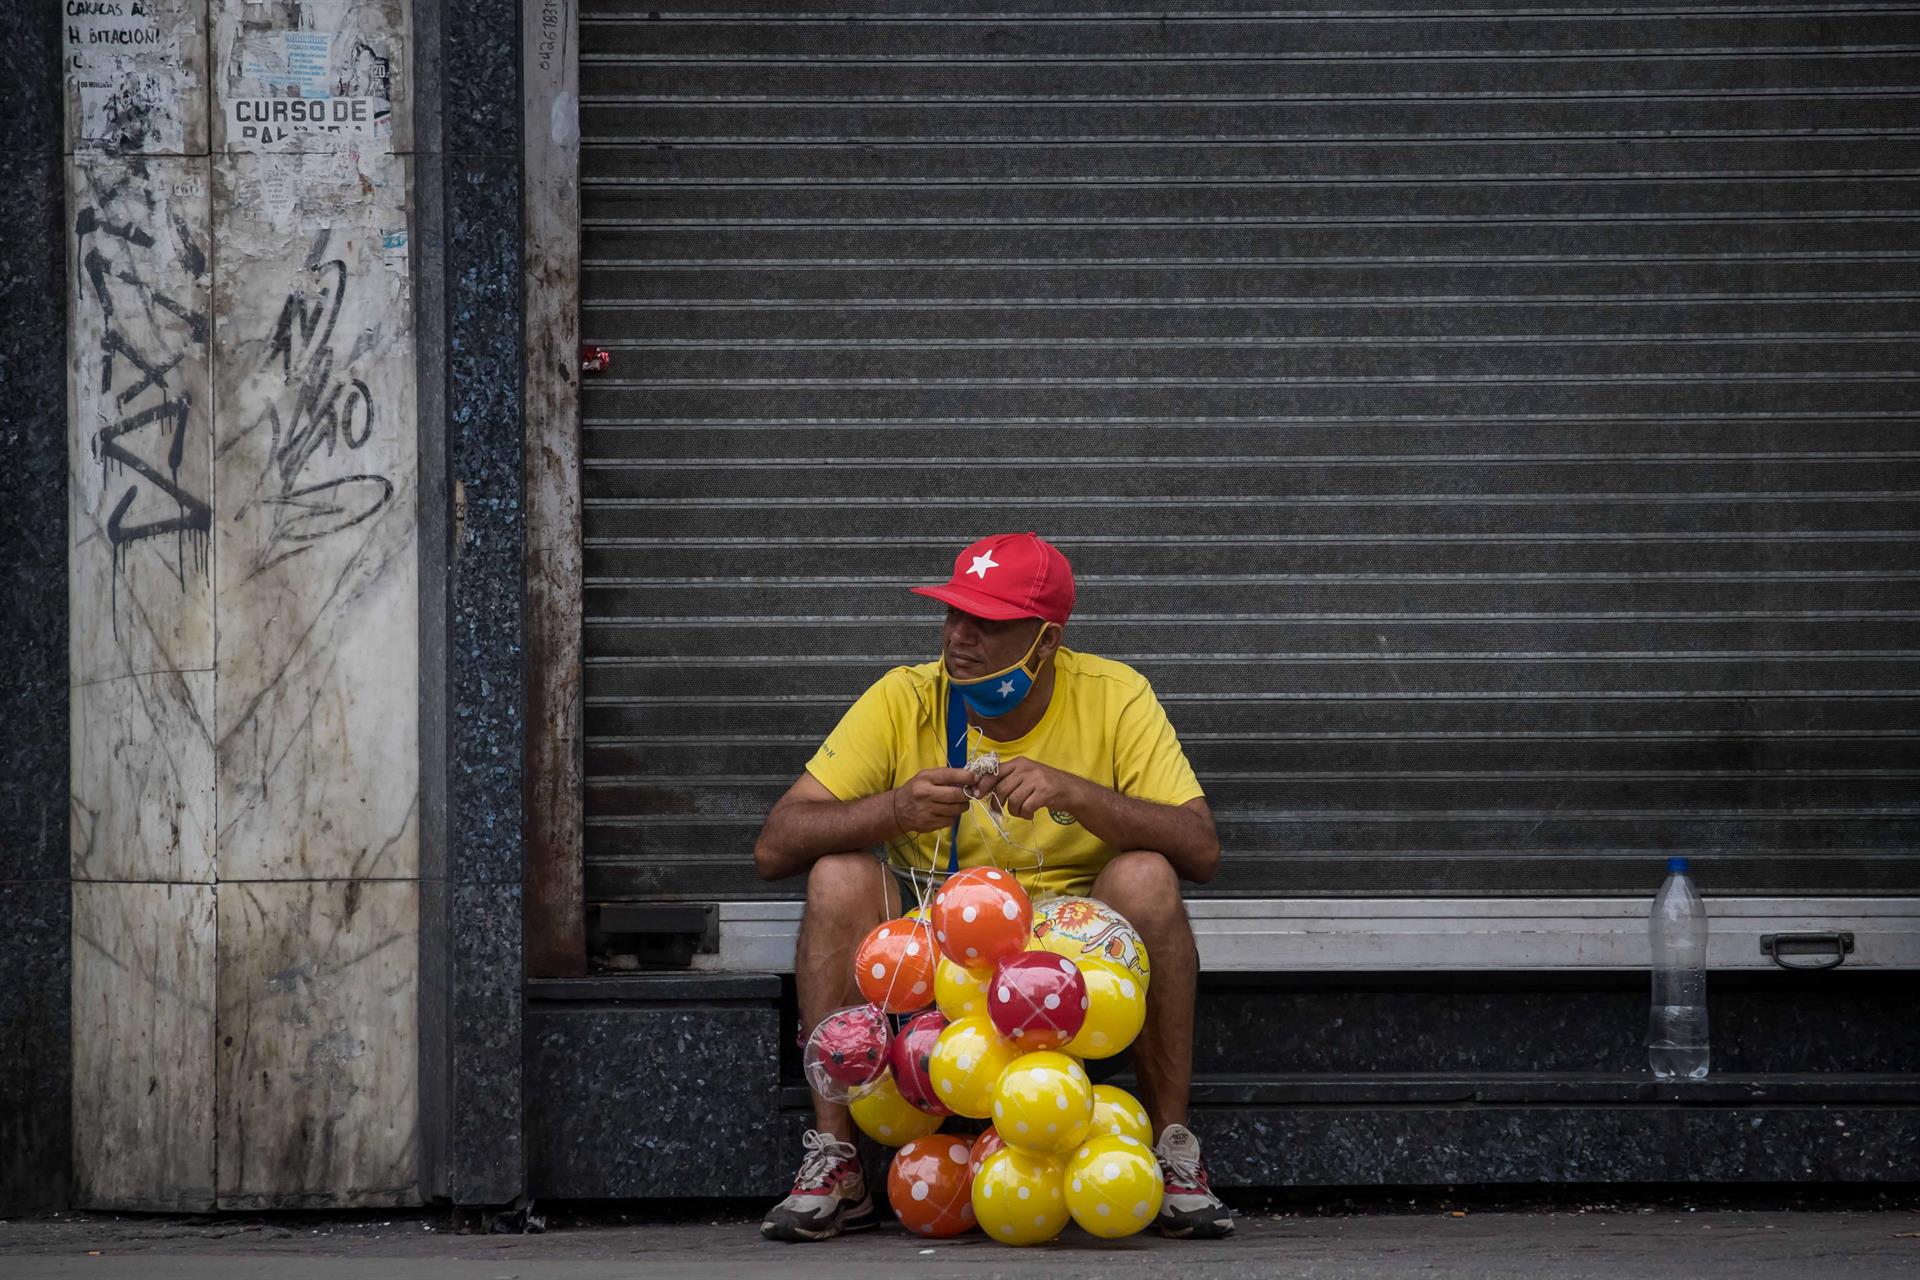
[753,532,1232,1242]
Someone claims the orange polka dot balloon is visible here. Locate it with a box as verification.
[931,868,1031,970]
[855,916,937,1013]
[887,1134,979,1238]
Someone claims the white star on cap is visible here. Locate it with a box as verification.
[997,679,1017,696]
[967,551,1000,579]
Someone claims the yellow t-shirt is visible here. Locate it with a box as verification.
[804,648,1205,898]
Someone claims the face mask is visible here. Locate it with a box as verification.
[946,624,1052,719]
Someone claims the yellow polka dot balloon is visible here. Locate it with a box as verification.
[926,1014,1021,1119]
[1065,1134,1164,1238]
[971,1146,1069,1247]
[848,1072,942,1147]
[1089,1084,1153,1142]
[990,1050,1093,1157]
[934,956,991,1022]
[1061,959,1147,1060]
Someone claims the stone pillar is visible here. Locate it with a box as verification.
[66,0,218,1212]
[67,1,422,1210]
[1,2,73,1212]
[413,0,530,1205]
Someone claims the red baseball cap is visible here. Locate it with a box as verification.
[911,533,1075,627]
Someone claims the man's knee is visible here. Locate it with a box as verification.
[1095,850,1190,936]
[804,852,895,922]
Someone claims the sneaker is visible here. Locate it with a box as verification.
[761,1129,879,1243]
[1154,1123,1234,1239]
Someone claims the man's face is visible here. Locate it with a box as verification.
[943,607,1049,681]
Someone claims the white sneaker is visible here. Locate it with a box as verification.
[760,1130,879,1242]
[1154,1123,1235,1239]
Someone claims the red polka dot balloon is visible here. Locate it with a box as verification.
[888,1009,952,1116]
[969,1126,1006,1177]
[888,1134,979,1238]
[931,868,1031,970]
[987,952,1088,1051]
[855,916,937,1013]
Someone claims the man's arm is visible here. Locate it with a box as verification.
[985,759,1221,884]
[752,767,980,881]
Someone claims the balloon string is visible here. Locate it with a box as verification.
[860,680,1055,1032]
[965,791,1050,877]
[953,714,1050,879]
[867,839,936,1025]
[870,689,1049,955]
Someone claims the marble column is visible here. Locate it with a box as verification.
[65,0,218,1211]
[67,0,423,1210]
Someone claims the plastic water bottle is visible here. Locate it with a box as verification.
[1648,856,1710,1080]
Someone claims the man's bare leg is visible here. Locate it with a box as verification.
[1091,850,1199,1138]
[1091,850,1233,1238]
[795,852,902,1141]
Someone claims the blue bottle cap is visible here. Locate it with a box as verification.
[1667,857,1689,874]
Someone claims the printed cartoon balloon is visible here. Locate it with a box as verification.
[1031,896,1150,984]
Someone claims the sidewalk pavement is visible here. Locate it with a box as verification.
[4,1204,1919,1280]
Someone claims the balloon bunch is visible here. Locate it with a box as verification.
[803,869,1160,1246]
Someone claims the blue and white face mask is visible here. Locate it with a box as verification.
[945,624,1053,719]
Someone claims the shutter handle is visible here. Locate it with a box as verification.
[1760,932,1854,971]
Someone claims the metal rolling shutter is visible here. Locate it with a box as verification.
[576,2,1920,905]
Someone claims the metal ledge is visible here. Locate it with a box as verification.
[687,897,1920,973]
[778,1073,1920,1109]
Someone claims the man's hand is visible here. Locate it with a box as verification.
[891,767,978,834]
[983,757,1087,821]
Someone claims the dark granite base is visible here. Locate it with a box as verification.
[1,0,69,1217]
[526,996,784,1199]
[1191,973,1920,1075]
[449,881,525,1203]
[1202,1103,1920,1187]
[773,1087,1920,1192]
[769,1073,1920,1191]
[532,971,1920,1199]
[0,880,71,1211]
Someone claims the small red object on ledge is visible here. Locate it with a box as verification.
[581,345,612,374]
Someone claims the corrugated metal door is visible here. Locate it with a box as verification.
[577,3,1920,906]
